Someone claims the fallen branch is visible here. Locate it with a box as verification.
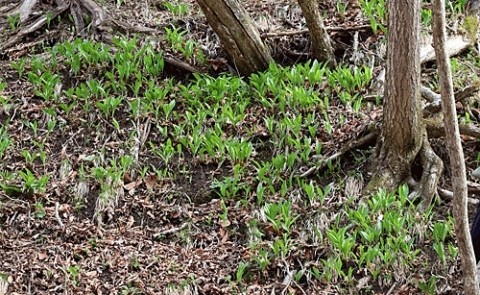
[78,0,106,28]
[1,3,69,50]
[467,181,480,195]
[422,85,480,115]
[427,123,480,139]
[18,0,39,22]
[1,0,159,52]
[260,24,372,38]
[420,85,440,103]
[438,187,479,205]
[299,131,377,178]
[420,35,471,64]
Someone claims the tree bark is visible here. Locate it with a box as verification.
[432,0,480,293]
[297,0,336,66]
[366,0,423,191]
[195,0,272,76]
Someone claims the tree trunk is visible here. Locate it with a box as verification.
[366,0,423,191]
[297,0,336,66]
[432,0,480,293]
[195,0,272,76]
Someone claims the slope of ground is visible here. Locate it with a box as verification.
[1,0,480,294]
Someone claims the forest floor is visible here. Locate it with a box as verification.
[1,0,480,294]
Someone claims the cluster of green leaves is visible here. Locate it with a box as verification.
[422,0,468,27]
[165,26,205,63]
[0,118,50,197]
[236,183,453,293]
[163,0,190,17]
[358,0,468,31]
[446,0,469,15]
[359,0,387,34]
[313,186,455,292]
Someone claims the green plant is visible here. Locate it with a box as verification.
[0,128,11,159]
[66,265,80,286]
[236,261,248,282]
[321,256,344,283]
[129,256,140,270]
[120,285,141,295]
[28,71,61,101]
[252,247,271,271]
[326,226,356,258]
[18,169,49,194]
[270,233,293,258]
[7,14,20,30]
[96,96,123,118]
[421,8,432,27]
[164,26,205,63]
[11,58,27,78]
[336,0,348,19]
[34,202,46,218]
[464,15,479,42]
[447,0,468,14]
[418,275,437,295]
[360,0,387,33]
[164,1,190,17]
[263,199,298,234]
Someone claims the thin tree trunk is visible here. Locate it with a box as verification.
[297,0,336,66]
[432,0,479,293]
[366,0,423,191]
[196,0,272,75]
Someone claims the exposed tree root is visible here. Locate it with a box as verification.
[409,130,443,211]
[0,0,158,52]
[364,129,423,194]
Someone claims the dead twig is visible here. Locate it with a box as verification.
[154,222,189,238]
[54,202,64,228]
[165,56,201,73]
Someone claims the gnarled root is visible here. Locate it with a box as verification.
[408,130,443,211]
[365,128,443,212]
